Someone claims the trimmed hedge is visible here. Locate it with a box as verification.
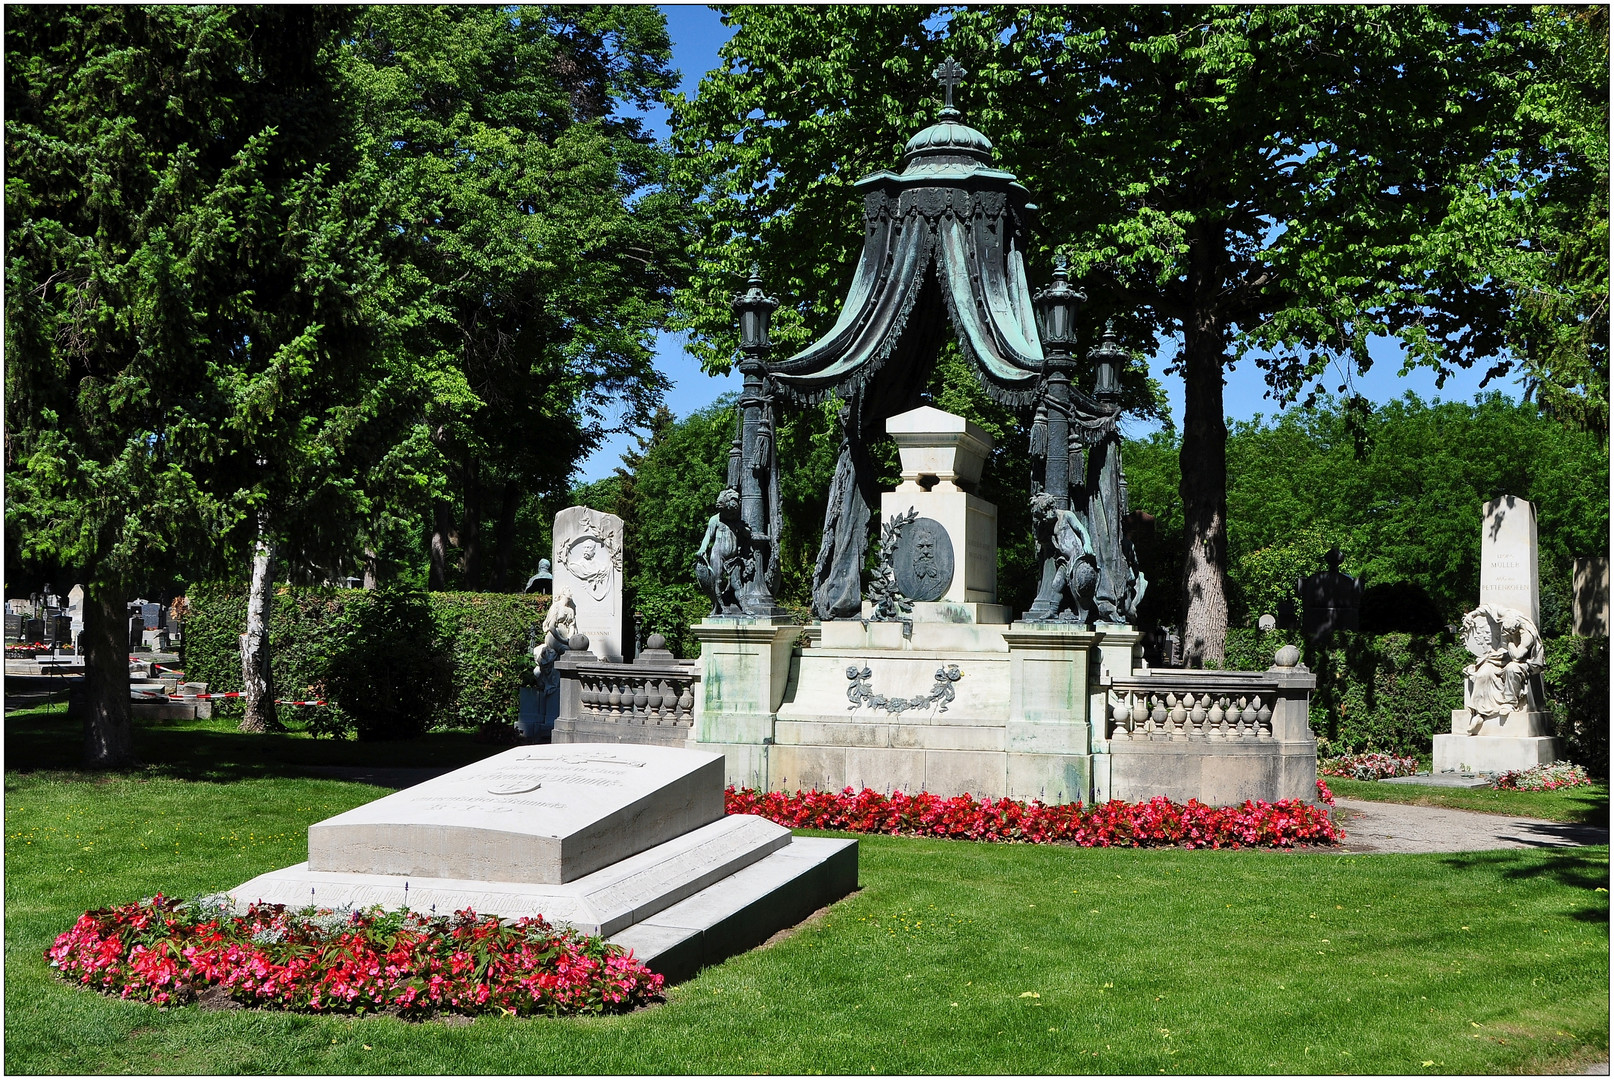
[1224,629,1608,774]
[182,586,548,739]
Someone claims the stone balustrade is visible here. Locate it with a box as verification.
[573,663,697,726]
[1106,681,1276,741]
[553,634,699,747]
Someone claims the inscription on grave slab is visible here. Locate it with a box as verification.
[308,744,725,884]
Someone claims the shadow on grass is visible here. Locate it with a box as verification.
[1440,847,1611,923]
[4,705,505,787]
[1556,787,1611,825]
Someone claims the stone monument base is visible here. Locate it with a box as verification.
[226,744,856,982]
[1433,733,1561,775]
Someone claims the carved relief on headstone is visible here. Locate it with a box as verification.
[1479,495,1539,628]
[552,507,625,662]
[892,516,954,602]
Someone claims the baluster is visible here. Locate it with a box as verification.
[634,679,650,717]
[1168,693,1186,734]
[1111,692,1131,738]
[1188,693,1208,734]
[678,681,695,720]
[1131,692,1149,733]
[1256,697,1272,736]
[1150,693,1168,733]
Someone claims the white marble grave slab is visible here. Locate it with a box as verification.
[229,813,790,936]
[307,744,725,884]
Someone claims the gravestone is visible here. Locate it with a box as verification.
[227,744,857,981]
[1479,495,1539,627]
[553,507,626,662]
[1573,556,1609,637]
[5,614,23,642]
[67,585,85,645]
[1296,548,1363,641]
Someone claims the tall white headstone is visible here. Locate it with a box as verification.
[67,584,86,644]
[1479,495,1539,628]
[552,505,626,662]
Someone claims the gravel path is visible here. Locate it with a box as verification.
[1334,797,1609,854]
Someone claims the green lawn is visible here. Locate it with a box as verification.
[6,706,1609,1074]
[1328,777,1610,825]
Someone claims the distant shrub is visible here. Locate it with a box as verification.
[182,586,548,739]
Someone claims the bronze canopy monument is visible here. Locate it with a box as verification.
[683,61,1317,806]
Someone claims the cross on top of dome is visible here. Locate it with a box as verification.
[933,56,966,113]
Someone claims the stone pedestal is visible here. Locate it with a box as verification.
[882,406,998,604]
[1434,732,1562,774]
[692,617,800,788]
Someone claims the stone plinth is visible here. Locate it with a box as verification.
[1480,495,1539,627]
[692,617,800,788]
[882,406,998,605]
[1433,732,1562,774]
[553,505,626,662]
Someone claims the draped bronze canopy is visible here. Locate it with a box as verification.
[768,104,1054,410]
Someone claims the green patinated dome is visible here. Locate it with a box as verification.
[901,107,994,168]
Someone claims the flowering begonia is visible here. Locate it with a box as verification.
[47,897,663,1017]
[1318,752,1421,781]
[725,784,1341,849]
[1490,762,1595,791]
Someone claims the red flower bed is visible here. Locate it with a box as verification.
[726,778,1342,845]
[47,896,663,1017]
[726,780,1342,849]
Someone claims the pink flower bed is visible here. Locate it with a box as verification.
[1319,751,1421,780]
[1491,762,1595,791]
[726,780,1342,849]
[46,896,663,1017]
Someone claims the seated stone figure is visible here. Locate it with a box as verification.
[542,589,577,657]
[1030,492,1099,622]
[1460,603,1546,733]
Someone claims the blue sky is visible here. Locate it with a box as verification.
[577,6,1520,481]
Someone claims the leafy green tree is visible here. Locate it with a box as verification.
[1494,5,1609,436]
[1126,394,1610,636]
[344,5,690,594]
[5,7,400,761]
[670,5,1597,664]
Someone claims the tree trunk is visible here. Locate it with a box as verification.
[239,515,279,732]
[362,546,380,590]
[1178,309,1231,667]
[490,477,520,592]
[461,454,483,590]
[81,583,134,769]
[429,498,454,590]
